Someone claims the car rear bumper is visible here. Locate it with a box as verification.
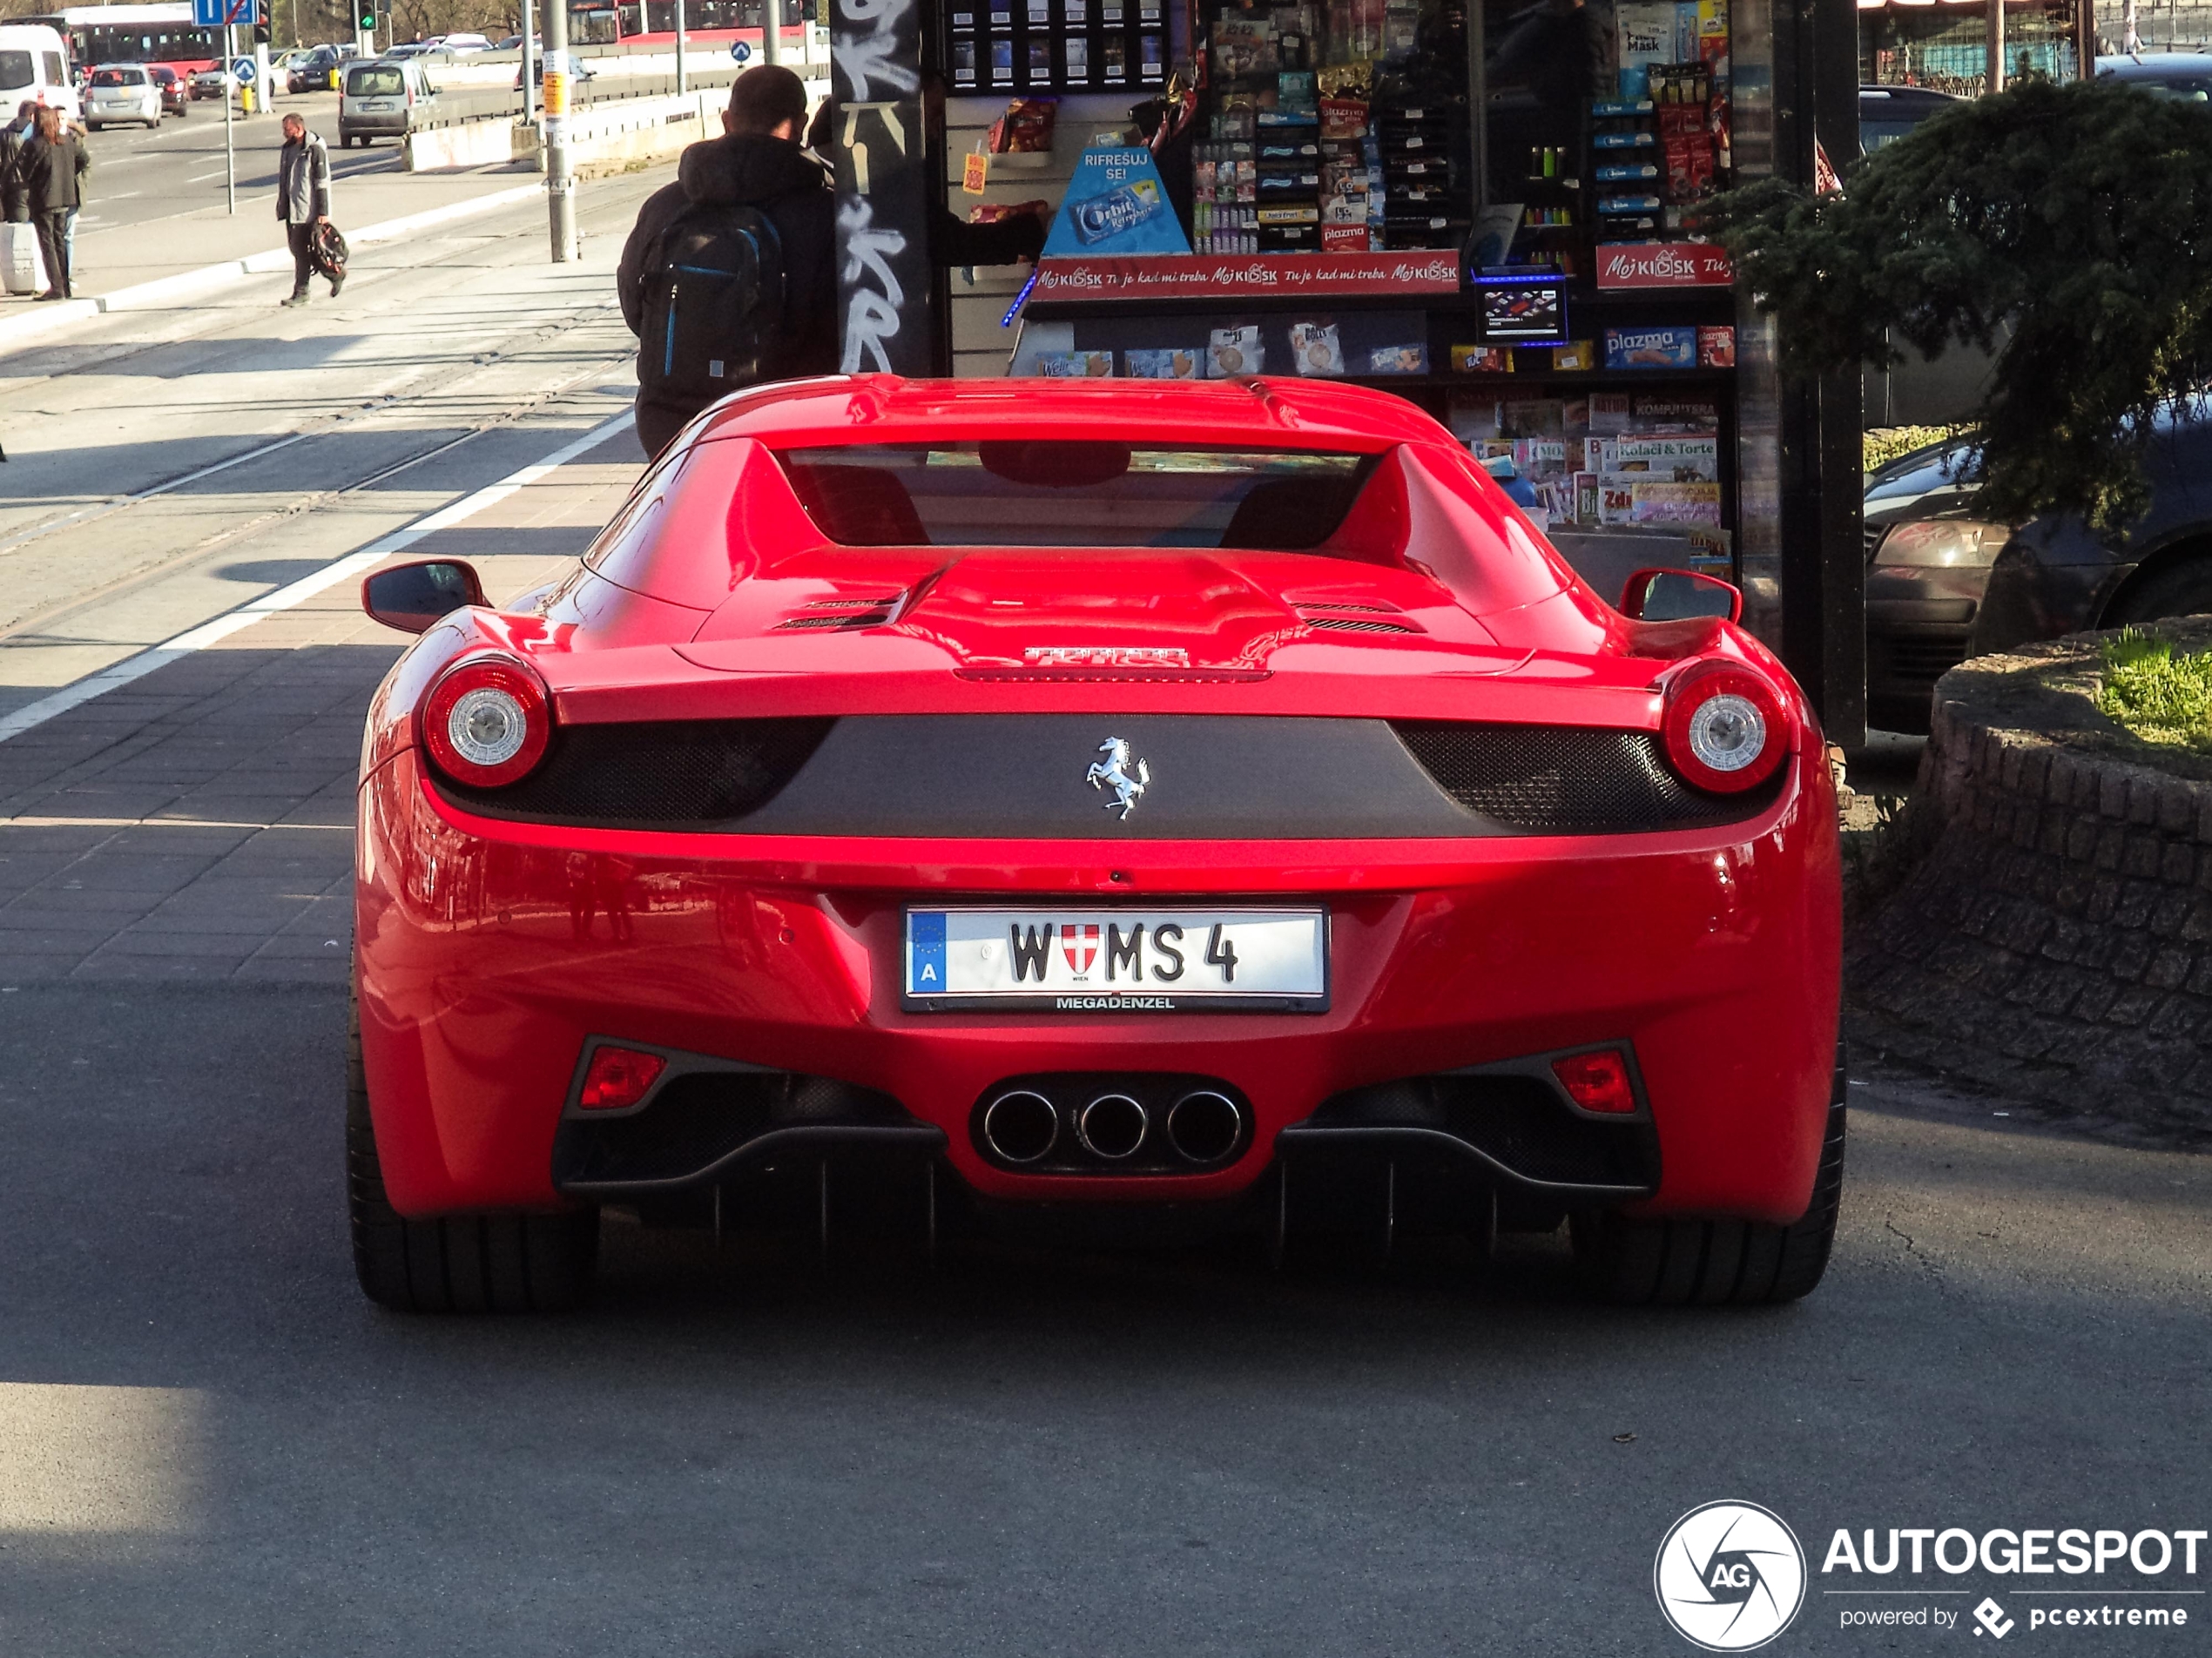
[356,743,1842,1227]
[341,112,408,136]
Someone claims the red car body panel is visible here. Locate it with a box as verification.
[354,376,1841,1229]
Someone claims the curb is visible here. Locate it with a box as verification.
[1849,626,2212,1131]
[0,179,543,352]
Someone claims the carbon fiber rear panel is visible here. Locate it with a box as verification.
[431,715,1777,838]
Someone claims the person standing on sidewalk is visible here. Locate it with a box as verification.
[276,113,339,307]
[0,102,37,226]
[21,107,87,301]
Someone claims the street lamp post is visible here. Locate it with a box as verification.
[674,0,685,93]
[222,20,236,212]
[545,0,576,260]
[762,0,779,64]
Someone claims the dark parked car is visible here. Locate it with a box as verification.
[1864,411,2212,731]
[149,64,188,115]
[1858,83,1967,155]
[288,44,343,92]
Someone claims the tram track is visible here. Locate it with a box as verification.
[0,340,637,650]
[0,289,629,569]
[0,170,656,677]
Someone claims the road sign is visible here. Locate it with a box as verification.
[192,0,253,24]
[233,57,255,82]
[729,38,750,61]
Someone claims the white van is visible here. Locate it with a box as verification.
[0,25,80,122]
[339,56,437,147]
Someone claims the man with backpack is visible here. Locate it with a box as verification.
[617,65,835,459]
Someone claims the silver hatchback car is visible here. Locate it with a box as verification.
[84,63,161,129]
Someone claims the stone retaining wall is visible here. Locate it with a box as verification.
[1849,628,2212,1136]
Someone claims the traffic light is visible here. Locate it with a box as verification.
[253,0,270,41]
[357,0,374,28]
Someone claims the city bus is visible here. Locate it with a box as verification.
[563,0,814,48]
[20,4,223,76]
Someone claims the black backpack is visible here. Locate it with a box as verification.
[637,199,786,405]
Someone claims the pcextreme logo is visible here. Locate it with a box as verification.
[1656,1500,1810,1651]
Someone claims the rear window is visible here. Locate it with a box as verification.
[91,67,145,85]
[775,443,1374,549]
[348,64,403,95]
[0,51,30,90]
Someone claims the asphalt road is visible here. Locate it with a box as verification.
[72,91,381,237]
[1,1009,2208,1655]
[0,185,2208,1655]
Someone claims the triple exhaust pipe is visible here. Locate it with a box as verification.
[981,1086,1244,1168]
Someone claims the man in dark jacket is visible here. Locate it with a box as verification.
[276,113,338,307]
[617,64,835,458]
[0,101,37,225]
[21,107,88,300]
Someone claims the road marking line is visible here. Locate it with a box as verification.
[0,408,635,747]
[0,817,349,830]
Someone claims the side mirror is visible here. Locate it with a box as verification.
[1620,566,1742,623]
[361,558,487,633]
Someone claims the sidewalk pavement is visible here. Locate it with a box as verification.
[0,420,643,987]
[70,165,545,300]
[1,160,545,323]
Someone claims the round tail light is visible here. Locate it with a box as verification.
[421,656,550,788]
[1661,661,1789,794]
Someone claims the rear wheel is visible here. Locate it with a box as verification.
[347,982,598,1312]
[1575,1044,1846,1306]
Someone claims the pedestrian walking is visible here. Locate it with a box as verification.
[21,106,87,301]
[276,112,339,307]
[0,101,37,225]
[616,64,836,459]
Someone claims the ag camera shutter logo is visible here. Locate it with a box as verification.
[1655,1500,1808,1651]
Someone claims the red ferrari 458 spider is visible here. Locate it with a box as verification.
[350,375,1843,1312]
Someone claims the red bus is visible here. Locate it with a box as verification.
[22,3,222,76]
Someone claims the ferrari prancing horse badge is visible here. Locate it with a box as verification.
[1086,737,1150,819]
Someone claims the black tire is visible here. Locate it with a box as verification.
[1575,1043,1846,1306]
[2107,554,2212,628]
[347,982,597,1312]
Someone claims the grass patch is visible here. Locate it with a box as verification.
[2097,626,2212,747]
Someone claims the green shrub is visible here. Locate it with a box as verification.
[2098,627,2212,745]
[1865,425,1965,474]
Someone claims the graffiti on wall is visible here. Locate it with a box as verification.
[833,0,933,374]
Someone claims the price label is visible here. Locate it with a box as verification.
[961,151,989,194]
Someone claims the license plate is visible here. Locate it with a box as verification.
[361,99,395,110]
[903,907,1327,1013]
